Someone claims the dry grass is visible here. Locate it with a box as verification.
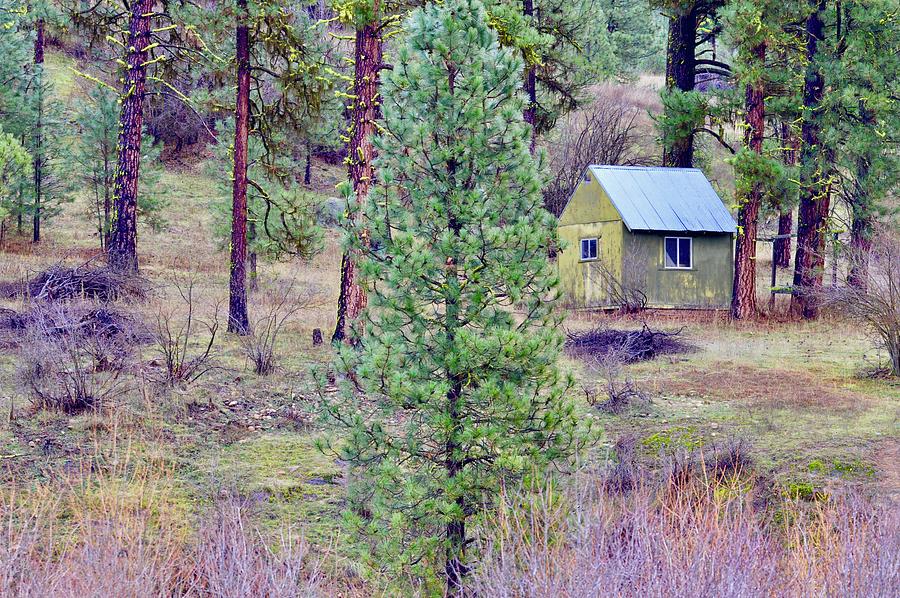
[658,362,873,411]
[472,472,899,597]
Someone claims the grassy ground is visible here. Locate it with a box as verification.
[0,50,897,592]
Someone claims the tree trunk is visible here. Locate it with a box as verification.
[774,122,796,268]
[522,0,537,153]
[32,18,44,244]
[332,9,382,344]
[663,7,697,168]
[228,0,251,335]
[304,139,312,186]
[108,0,153,273]
[249,220,258,292]
[791,0,828,320]
[731,42,766,320]
[847,100,875,290]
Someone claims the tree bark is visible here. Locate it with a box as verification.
[731,42,766,320]
[249,220,258,292]
[332,9,382,344]
[522,0,537,153]
[304,139,312,186]
[774,122,796,268]
[108,0,153,273]
[847,100,874,289]
[228,0,251,335]
[663,6,697,168]
[32,18,44,244]
[791,0,828,320]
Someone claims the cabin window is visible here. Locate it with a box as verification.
[580,238,598,261]
[664,237,692,269]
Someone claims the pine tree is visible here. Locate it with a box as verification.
[790,0,829,319]
[71,86,167,251]
[0,127,31,243]
[322,0,579,591]
[331,0,390,343]
[229,0,252,334]
[822,1,899,289]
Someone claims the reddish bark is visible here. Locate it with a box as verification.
[731,42,766,320]
[108,0,154,273]
[791,0,828,320]
[228,0,251,335]
[32,18,44,244]
[332,11,382,344]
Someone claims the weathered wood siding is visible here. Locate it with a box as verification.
[625,231,734,308]
[557,172,735,309]
[558,173,624,307]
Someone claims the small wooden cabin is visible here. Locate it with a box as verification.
[557,166,737,310]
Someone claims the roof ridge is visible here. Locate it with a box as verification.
[589,165,702,171]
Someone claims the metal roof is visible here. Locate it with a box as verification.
[588,165,736,234]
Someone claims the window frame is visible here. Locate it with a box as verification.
[663,236,693,270]
[580,237,598,262]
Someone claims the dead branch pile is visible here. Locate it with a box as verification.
[24,263,146,302]
[565,324,692,364]
[0,303,151,348]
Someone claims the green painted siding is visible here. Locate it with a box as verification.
[624,231,734,308]
[557,173,735,309]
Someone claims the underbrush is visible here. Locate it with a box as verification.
[472,467,898,597]
[0,467,349,597]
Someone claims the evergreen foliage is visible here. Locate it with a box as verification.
[70,86,168,250]
[321,0,581,590]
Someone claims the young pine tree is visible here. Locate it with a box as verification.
[322,0,580,591]
[71,86,167,252]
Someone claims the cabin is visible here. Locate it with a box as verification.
[557,166,737,310]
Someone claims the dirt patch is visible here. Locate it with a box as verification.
[658,361,873,411]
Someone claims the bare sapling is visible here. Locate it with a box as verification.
[819,226,900,376]
[241,279,325,375]
[152,274,220,387]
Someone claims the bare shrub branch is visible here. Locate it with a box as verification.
[241,280,326,376]
[544,86,655,216]
[819,226,900,376]
[151,274,221,387]
[17,303,137,413]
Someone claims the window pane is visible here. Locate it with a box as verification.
[665,238,678,268]
[589,239,597,259]
[678,238,691,268]
[581,239,589,259]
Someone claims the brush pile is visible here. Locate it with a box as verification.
[24,263,146,302]
[565,324,691,363]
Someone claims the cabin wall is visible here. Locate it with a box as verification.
[624,231,734,308]
[558,175,624,307]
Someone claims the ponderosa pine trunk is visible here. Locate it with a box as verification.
[108,0,153,273]
[228,0,251,335]
[774,122,796,269]
[731,42,766,319]
[847,100,875,290]
[304,139,312,186]
[32,18,44,244]
[791,0,828,319]
[663,6,697,168]
[522,0,537,153]
[332,9,382,344]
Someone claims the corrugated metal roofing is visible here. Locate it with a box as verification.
[588,165,736,234]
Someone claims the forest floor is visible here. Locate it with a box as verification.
[0,50,896,591]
